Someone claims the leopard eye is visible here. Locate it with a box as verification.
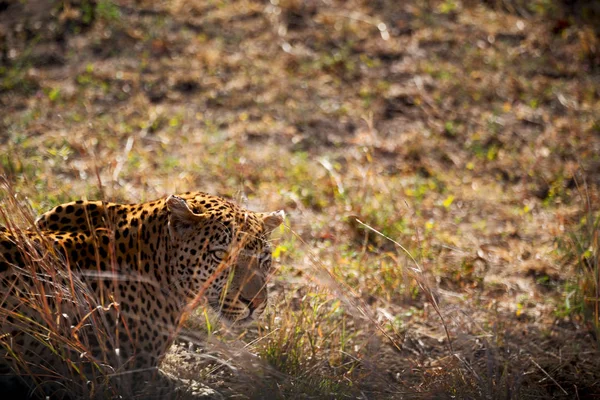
[211,250,228,261]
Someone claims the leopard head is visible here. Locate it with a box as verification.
[166,195,283,324]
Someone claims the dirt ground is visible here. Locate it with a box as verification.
[1,0,600,399]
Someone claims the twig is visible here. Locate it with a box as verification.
[112,135,134,182]
[354,218,454,354]
[530,357,568,395]
[288,227,404,352]
[354,219,421,273]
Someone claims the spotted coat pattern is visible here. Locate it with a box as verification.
[0,192,283,378]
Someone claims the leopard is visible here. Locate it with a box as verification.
[0,191,284,397]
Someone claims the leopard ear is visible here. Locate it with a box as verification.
[261,210,285,235]
[167,195,205,237]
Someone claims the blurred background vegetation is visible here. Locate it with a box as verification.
[1,0,599,398]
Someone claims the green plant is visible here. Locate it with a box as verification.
[569,211,600,327]
[554,177,600,331]
[96,0,121,22]
[254,289,359,398]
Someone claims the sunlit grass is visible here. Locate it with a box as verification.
[1,0,600,397]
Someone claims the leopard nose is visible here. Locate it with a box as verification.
[240,295,264,313]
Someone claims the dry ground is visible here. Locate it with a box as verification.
[1,0,600,398]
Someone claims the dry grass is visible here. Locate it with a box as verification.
[0,181,198,399]
[1,0,600,398]
[0,182,117,398]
